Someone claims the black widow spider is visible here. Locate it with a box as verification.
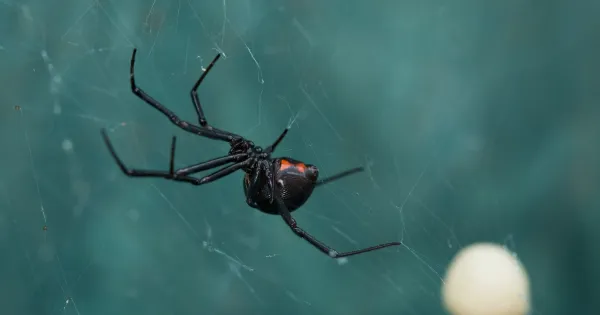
[100,48,401,258]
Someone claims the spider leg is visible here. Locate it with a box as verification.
[267,159,277,204]
[101,129,248,185]
[274,197,401,258]
[167,135,248,176]
[129,49,236,143]
[190,53,218,127]
[265,127,289,154]
[315,166,364,187]
[189,53,242,139]
[245,160,268,206]
[193,160,251,185]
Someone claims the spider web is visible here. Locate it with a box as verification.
[0,1,499,314]
[3,0,598,315]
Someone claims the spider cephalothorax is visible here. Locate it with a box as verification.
[101,48,401,259]
[228,138,255,156]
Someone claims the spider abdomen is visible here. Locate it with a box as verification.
[243,158,319,215]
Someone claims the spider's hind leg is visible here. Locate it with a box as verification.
[274,196,401,258]
[315,167,364,187]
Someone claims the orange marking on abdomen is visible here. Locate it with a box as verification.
[280,159,307,173]
[280,159,293,171]
[296,163,306,173]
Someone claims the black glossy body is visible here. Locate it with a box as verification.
[100,48,401,258]
[244,157,318,214]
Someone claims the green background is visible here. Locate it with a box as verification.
[1,0,598,314]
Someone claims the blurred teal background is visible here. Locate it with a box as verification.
[1,0,599,314]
